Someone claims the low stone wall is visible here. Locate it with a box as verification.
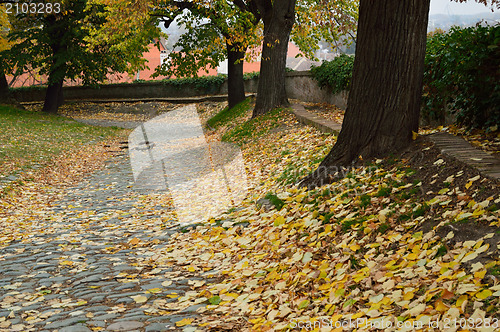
[284,71,348,109]
[12,71,348,109]
[12,81,225,102]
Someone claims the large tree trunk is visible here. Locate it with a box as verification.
[0,71,9,102]
[226,42,246,110]
[252,0,296,118]
[41,14,66,114]
[0,69,24,109]
[42,78,64,113]
[300,0,430,188]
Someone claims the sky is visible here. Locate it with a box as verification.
[430,0,497,15]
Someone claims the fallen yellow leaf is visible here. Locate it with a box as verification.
[175,318,194,327]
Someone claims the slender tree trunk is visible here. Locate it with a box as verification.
[226,42,246,110]
[252,0,296,118]
[300,0,430,188]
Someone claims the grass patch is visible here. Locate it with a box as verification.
[277,164,309,185]
[222,108,285,145]
[413,203,429,218]
[488,265,500,276]
[375,186,392,197]
[179,223,204,233]
[264,193,285,211]
[0,105,123,176]
[359,194,371,208]
[377,223,390,234]
[400,187,419,200]
[435,245,448,258]
[206,98,252,130]
[341,217,362,232]
[320,212,334,225]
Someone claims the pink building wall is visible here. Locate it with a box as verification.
[7,42,305,88]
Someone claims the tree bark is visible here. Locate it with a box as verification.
[0,70,9,102]
[300,0,430,188]
[0,68,24,109]
[226,42,246,110]
[252,0,296,118]
[42,79,64,113]
[41,14,66,114]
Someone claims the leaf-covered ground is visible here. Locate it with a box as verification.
[1,101,499,331]
[297,101,500,160]
[0,104,125,184]
[155,101,500,331]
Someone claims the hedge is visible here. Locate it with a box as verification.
[311,25,500,129]
[422,24,500,128]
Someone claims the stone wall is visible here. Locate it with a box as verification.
[11,71,348,110]
[284,71,348,109]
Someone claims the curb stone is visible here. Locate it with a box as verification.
[290,103,500,181]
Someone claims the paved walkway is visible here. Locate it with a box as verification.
[291,104,500,181]
[0,151,207,332]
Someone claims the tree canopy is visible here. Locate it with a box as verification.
[3,0,150,112]
[1,6,15,101]
[88,0,358,110]
[300,0,500,188]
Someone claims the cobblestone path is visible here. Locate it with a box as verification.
[0,150,208,332]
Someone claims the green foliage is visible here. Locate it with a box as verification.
[489,265,500,276]
[162,75,227,92]
[207,98,252,129]
[435,245,448,258]
[377,223,390,234]
[349,255,361,270]
[341,217,363,232]
[412,203,429,218]
[321,212,334,225]
[292,0,358,60]
[243,71,260,80]
[423,25,500,128]
[278,164,308,185]
[310,54,354,94]
[310,25,500,129]
[359,194,371,208]
[9,85,46,92]
[4,0,148,90]
[375,186,392,197]
[264,193,285,210]
[152,0,260,79]
[208,296,221,305]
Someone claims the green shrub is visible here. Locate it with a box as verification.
[243,71,260,80]
[310,54,354,94]
[9,85,46,92]
[423,24,500,128]
[162,74,227,92]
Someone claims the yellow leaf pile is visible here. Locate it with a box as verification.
[152,109,500,331]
